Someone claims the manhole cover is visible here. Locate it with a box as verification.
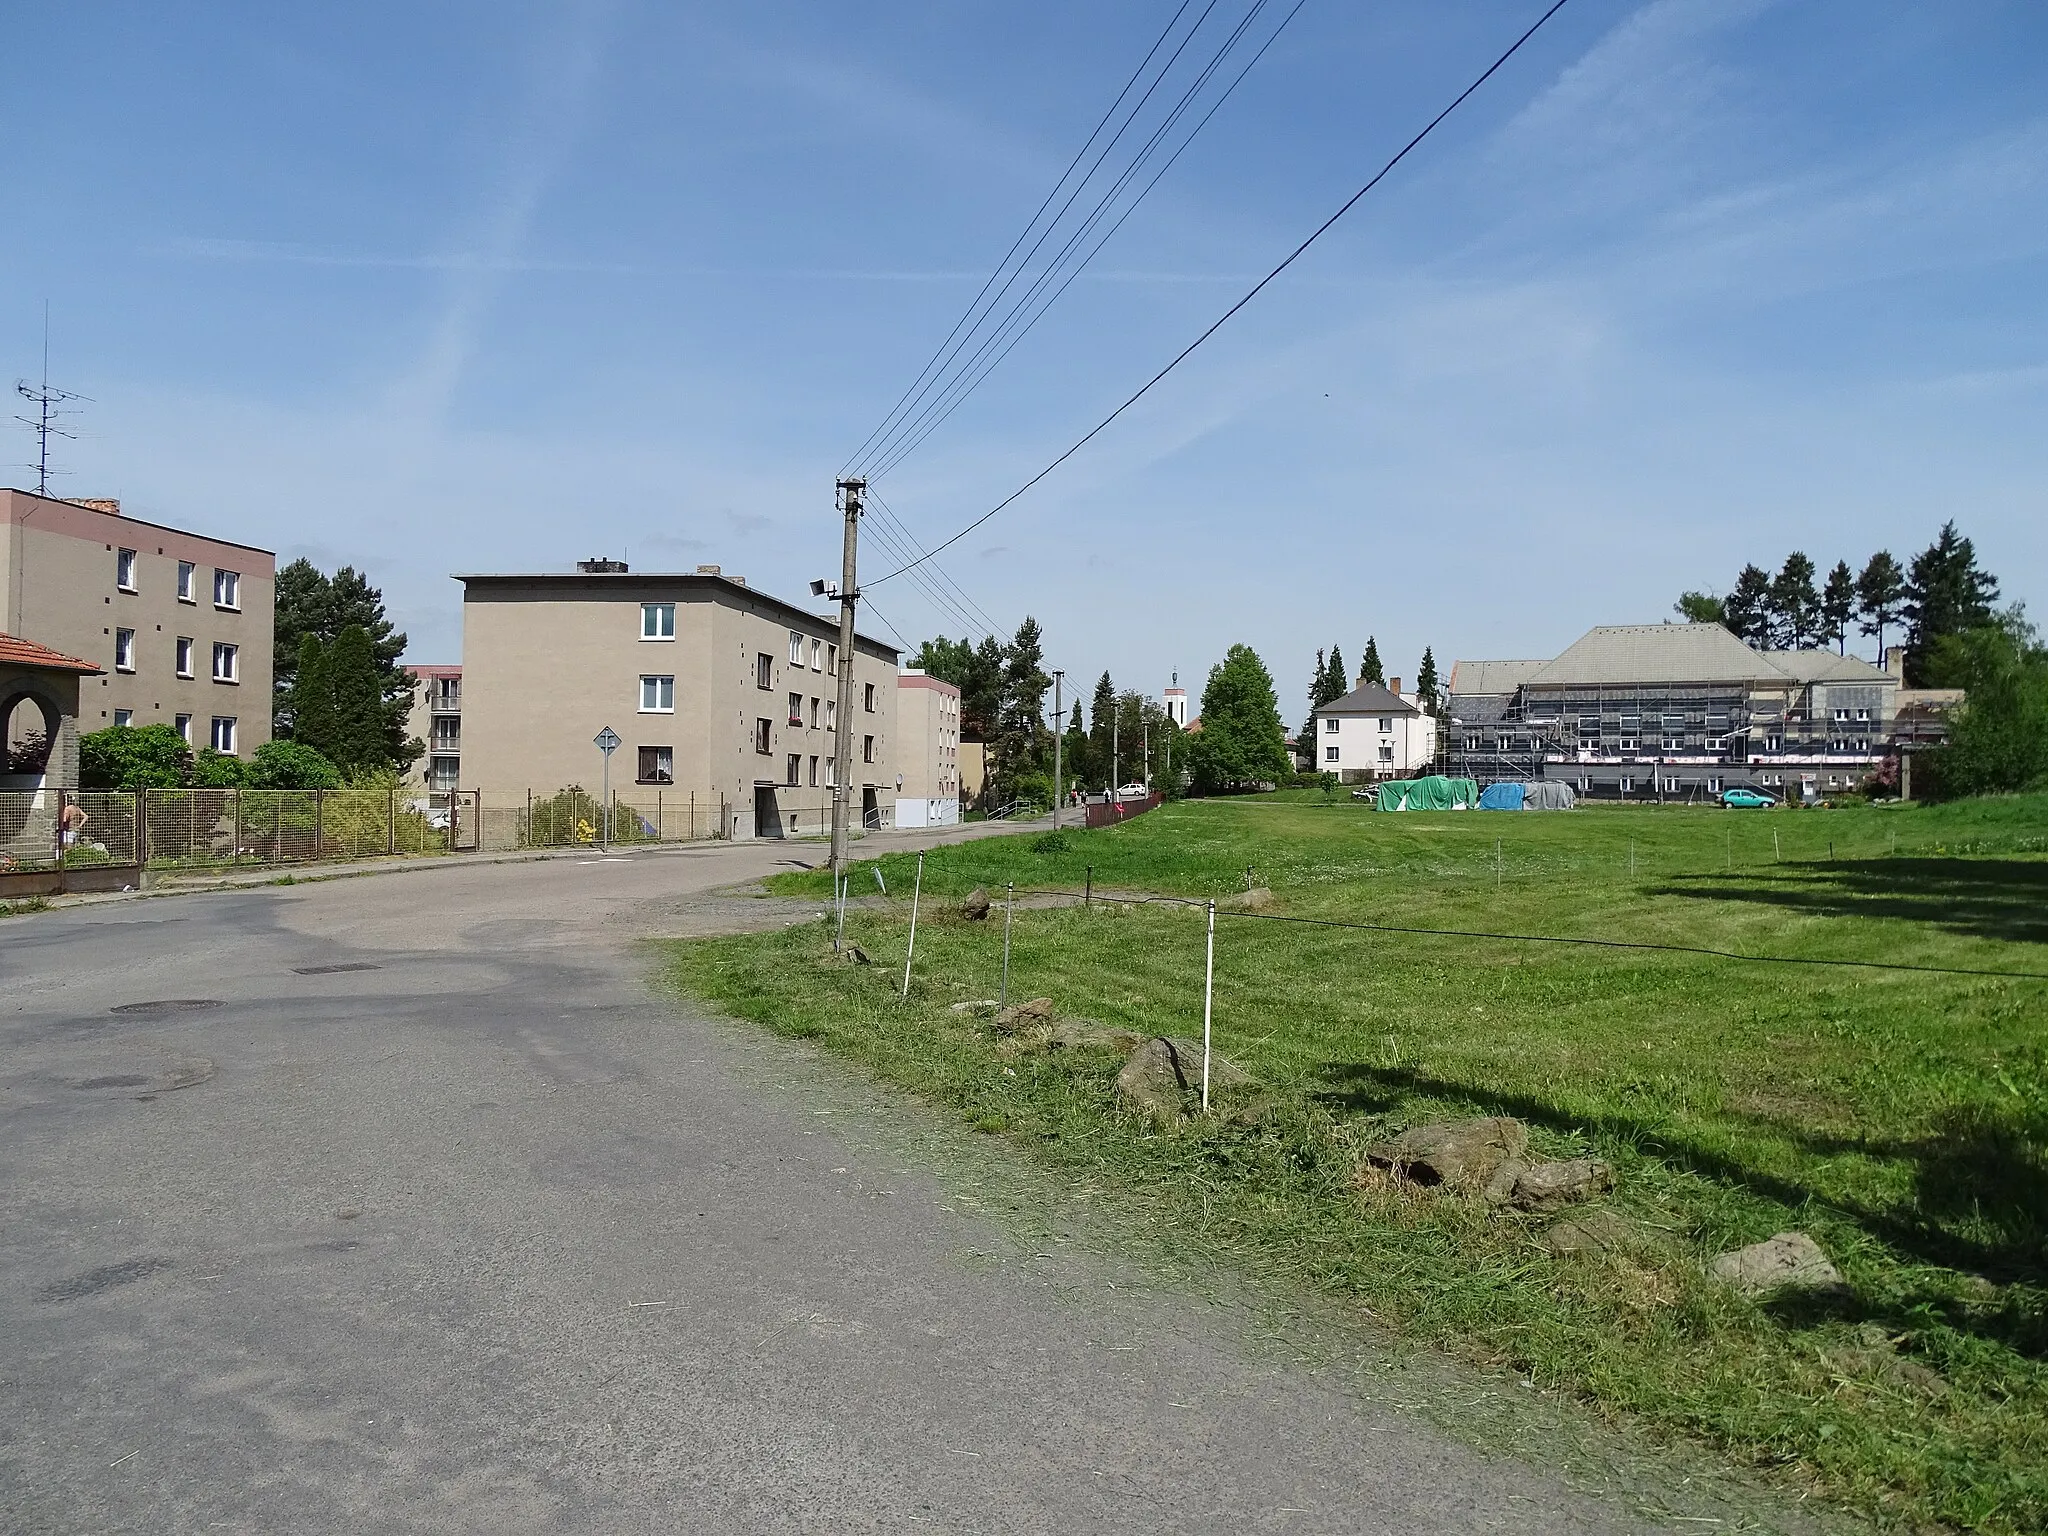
[291,963,381,975]
[108,999,224,1016]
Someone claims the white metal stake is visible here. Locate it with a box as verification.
[901,851,924,998]
[999,882,1015,1009]
[1201,898,1216,1113]
[834,872,847,954]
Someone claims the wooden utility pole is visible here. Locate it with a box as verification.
[829,477,864,875]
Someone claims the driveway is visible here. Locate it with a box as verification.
[1,825,1653,1533]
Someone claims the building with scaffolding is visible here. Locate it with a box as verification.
[1445,623,1904,803]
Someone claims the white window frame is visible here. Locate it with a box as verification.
[212,641,239,683]
[114,628,136,672]
[826,643,837,675]
[174,713,193,744]
[786,753,802,787]
[213,568,241,610]
[177,561,197,603]
[640,602,675,641]
[1377,717,1392,733]
[210,716,237,753]
[113,708,133,727]
[1323,716,1339,734]
[175,636,195,678]
[788,691,803,726]
[825,699,836,731]
[811,638,822,671]
[1324,744,1340,762]
[789,631,804,665]
[637,744,674,785]
[1619,775,1634,793]
[116,548,138,592]
[1377,744,1394,763]
[863,734,875,764]
[640,674,675,713]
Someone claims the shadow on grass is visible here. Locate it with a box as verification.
[1651,857,2048,946]
[1318,1062,2047,1355]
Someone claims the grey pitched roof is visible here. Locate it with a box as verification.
[1525,624,1793,686]
[1446,658,1546,696]
[1317,681,1418,716]
[1760,649,1892,684]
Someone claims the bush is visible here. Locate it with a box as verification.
[79,724,192,789]
[1006,771,1054,811]
[190,748,247,788]
[1031,831,1073,854]
[248,739,343,789]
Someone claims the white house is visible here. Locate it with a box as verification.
[1313,678,1437,782]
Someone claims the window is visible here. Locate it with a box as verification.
[824,755,835,787]
[177,561,196,603]
[210,716,237,753]
[114,628,136,671]
[826,643,837,675]
[756,652,773,689]
[1765,733,1783,752]
[1833,708,1851,723]
[1854,707,1871,723]
[641,603,675,640]
[1707,776,1723,793]
[1619,775,1634,793]
[1378,717,1392,733]
[114,708,133,727]
[116,548,137,591]
[1575,776,1591,792]
[788,691,803,726]
[1323,717,1339,734]
[1662,732,1684,751]
[1325,744,1340,763]
[175,636,195,677]
[212,641,238,682]
[811,638,822,671]
[1378,744,1394,763]
[863,734,875,764]
[1663,776,1680,792]
[825,699,836,731]
[864,683,876,712]
[790,631,804,665]
[429,756,459,790]
[213,569,240,610]
[175,713,192,744]
[808,756,819,787]
[1464,734,1480,752]
[640,675,675,712]
[809,697,820,729]
[431,717,460,749]
[636,745,673,784]
[786,754,802,786]
[1578,716,1602,749]
[755,718,772,754]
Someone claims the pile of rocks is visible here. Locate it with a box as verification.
[1363,1116,1612,1212]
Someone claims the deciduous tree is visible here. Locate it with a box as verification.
[1187,645,1290,794]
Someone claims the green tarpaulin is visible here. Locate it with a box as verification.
[1375,776,1480,811]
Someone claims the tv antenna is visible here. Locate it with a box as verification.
[15,304,89,496]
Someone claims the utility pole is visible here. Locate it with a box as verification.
[1050,670,1065,828]
[1143,720,1150,794]
[828,477,864,876]
[1111,714,1119,803]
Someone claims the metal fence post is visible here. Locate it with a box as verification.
[233,789,243,865]
[526,787,533,849]
[1000,882,1015,1009]
[315,787,324,859]
[901,850,924,998]
[1201,897,1217,1113]
[54,788,67,867]
[388,785,396,856]
[1085,865,1092,909]
[135,789,148,870]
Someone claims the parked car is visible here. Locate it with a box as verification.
[1116,783,1149,801]
[1721,788,1776,809]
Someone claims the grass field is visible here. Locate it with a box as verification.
[666,794,2048,1532]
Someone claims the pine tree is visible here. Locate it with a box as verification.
[1724,565,1774,647]
[1415,648,1440,712]
[989,616,1050,800]
[1064,700,1089,790]
[1820,561,1857,654]
[1904,522,2000,685]
[1359,637,1383,686]
[1856,551,1908,663]
[1770,553,1821,648]
[1089,671,1116,790]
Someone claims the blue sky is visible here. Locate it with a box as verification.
[6,0,2044,715]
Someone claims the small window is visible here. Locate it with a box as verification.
[114,628,136,671]
[210,716,237,753]
[429,756,460,790]
[811,638,822,671]
[213,569,241,610]
[175,636,195,677]
[790,631,804,665]
[431,717,460,749]
[640,675,675,713]
[787,691,803,726]
[113,708,134,727]
[177,561,197,603]
[808,756,819,787]
[116,548,137,591]
[637,745,674,784]
[864,682,876,713]
[825,699,836,731]
[1323,717,1339,734]
[1377,717,1391,733]
[809,697,820,729]
[826,643,838,675]
[174,713,193,744]
[1378,744,1394,762]
[1854,707,1871,723]
[1325,744,1340,762]
[1619,775,1634,793]
[1464,734,1480,751]
[863,734,875,764]
[786,754,801,786]
[1833,708,1851,723]
[1707,776,1722,793]
[1765,734,1783,752]
[1662,734,1684,751]
[755,718,772,755]
[212,641,238,682]
[824,755,835,787]
[641,603,675,640]
[756,652,773,689]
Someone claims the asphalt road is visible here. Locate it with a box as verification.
[2,827,1642,1534]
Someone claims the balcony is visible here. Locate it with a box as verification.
[429,682,461,714]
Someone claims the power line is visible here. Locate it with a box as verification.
[870,0,1573,588]
[865,0,1301,482]
[867,488,1005,637]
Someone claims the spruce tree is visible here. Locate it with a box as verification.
[1725,565,1774,647]
[1359,637,1383,686]
[288,633,338,760]
[1820,561,1856,654]
[1856,551,1908,663]
[323,626,387,777]
[1770,553,1821,648]
[1089,671,1116,790]
[1415,648,1440,712]
[1904,522,1999,685]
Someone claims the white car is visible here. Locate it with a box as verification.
[1116,783,1149,801]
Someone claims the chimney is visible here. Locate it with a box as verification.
[1884,645,1904,677]
[576,557,628,573]
[695,564,722,576]
[72,498,121,515]
[1388,677,1402,697]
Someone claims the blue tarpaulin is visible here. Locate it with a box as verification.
[1479,782,1526,811]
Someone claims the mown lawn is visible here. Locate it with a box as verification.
[665,794,2048,1533]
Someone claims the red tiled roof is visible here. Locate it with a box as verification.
[0,633,104,674]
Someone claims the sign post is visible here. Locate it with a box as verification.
[594,727,621,847]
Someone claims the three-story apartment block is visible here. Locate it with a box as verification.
[2,489,274,760]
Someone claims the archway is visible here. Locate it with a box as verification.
[1,690,59,778]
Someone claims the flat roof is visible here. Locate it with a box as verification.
[454,571,900,657]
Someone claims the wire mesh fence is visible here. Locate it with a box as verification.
[480,788,727,851]
[140,787,462,868]
[0,790,141,871]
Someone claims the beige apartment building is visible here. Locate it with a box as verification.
[402,664,462,790]
[458,564,898,839]
[1,489,275,760]
[894,669,961,827]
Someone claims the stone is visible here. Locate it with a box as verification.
[993,997,1055,1032]
[1223,887,1274,910]
[1508,1158,1615,1212]
[1113,1036,1251,1121]
[1047,1018,1141,1054]
[960,887,992,920]
[842,944,872,965]
[1368,1117,1529,1196]
[1707,1232,1847,1300]
[1542,1207,1636,1257]
[948,1000,999,1014]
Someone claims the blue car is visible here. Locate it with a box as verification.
[1721,788,1776,809]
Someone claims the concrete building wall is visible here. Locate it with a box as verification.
[895,669,960,828]
[459,573,897,839]
[1,490,275,756]
[0,661,88,789]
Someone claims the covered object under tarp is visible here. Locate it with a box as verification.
[1479,780,1578,810]
[1376,776,1480,811]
